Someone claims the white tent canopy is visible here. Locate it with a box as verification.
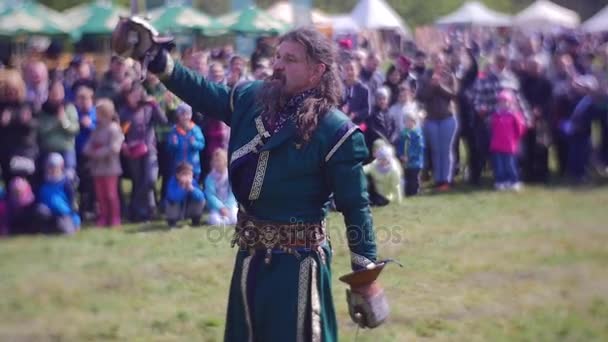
[514,0,580,30]
[582,5,608,32]
[350,0,410,35]
[329,15,360,33]
[436,1,511,27]
[266,1,330,26]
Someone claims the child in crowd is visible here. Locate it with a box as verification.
[365,86,392,155]
[37,153,80,234]
[490,90,526,191]
[387,84,423,145]
[165,162,206,228]
[6,177,48,235]
[364,141,403,206]
[204,149,237,226]
[167,103,205,180]
[83,99,124,227]
[398,111,425,196]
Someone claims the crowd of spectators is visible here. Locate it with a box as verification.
[1,29,607,235]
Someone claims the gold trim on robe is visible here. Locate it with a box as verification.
[230,116,270,165]
[310,258,322,342]
[297,257,312,342]
[241,255,254,342]
[248,150,269,200]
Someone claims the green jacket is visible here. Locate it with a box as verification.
[37,104,80,153]
[162,62,377,270]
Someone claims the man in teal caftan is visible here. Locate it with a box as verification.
[148,28,383,341]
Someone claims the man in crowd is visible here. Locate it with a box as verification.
[208,62,226,84]
[359,52,384,104]
[470,53,530,184]
[97,56,128,103]
[520,56,553,183]
[341,58,371,125]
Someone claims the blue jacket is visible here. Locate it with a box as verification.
[397,127,425,169]
[167,123,205,175]
[75,107,96,155]
[204,172,237,211]
[38,177,81,227]
[166,176,205,203]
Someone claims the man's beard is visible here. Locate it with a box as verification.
[258,71,287,120]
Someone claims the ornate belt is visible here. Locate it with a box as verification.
[231,211,326,264]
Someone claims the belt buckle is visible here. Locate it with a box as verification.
[259,224,278,250]
[241,220,257,246]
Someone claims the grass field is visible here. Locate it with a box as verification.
[1,185,608,341]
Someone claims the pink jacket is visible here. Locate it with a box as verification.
[490,110,526,154]
[83,122,124,177]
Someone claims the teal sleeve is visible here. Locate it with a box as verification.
[326,129,377,271]
[162,63,232,125]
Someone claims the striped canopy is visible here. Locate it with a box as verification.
[0,1,67,36]
[63,1,128,39]
[217,6,291,36]
[148,5,221,35]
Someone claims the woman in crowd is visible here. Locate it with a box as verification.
[37,79,80,182]
[119,83,167,222]
[416,53,459,191]
[384,64,405,106]
[0,69,38,188]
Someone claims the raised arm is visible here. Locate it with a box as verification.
[155,55,233,126]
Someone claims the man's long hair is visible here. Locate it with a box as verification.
[258,27,343,143]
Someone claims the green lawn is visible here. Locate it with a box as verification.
[1,186,608,341]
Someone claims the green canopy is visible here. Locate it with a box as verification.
[217,5,291,36]
[148,5,222,35]
[0,1,67,36]
[63,1,127,40]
